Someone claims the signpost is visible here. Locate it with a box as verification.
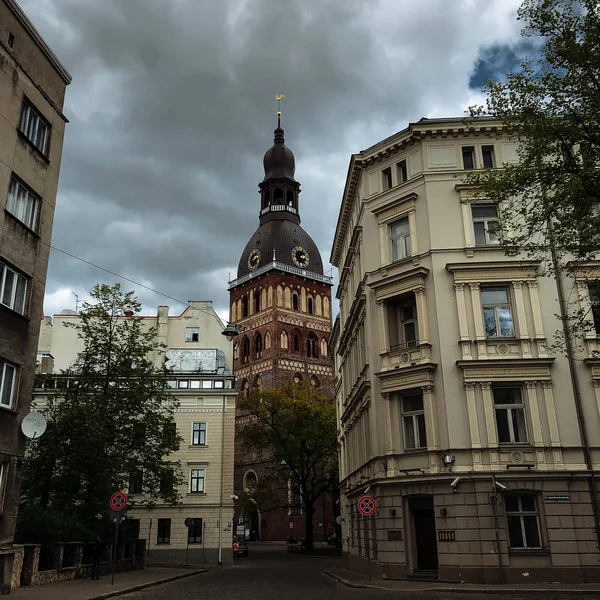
[357,496,376,580]
[109,492,127,585]
[184,518,196,566]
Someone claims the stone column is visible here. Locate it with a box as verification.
[52,543,64,570]
[525,381,544,447]
[464,382,481,448]
[415,286,430,344]
[376,300,389,355]
[21,545,40,586]
[542,381,564,468]
[512,281,532,358]
[469,283,487,358]
[382,393,395,455]
[454,283,471,360]
[480,381,498,448]
[422,385,439,450]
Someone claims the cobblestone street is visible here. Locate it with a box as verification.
[120,545,600,600]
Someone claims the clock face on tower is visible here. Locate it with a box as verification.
[248,248,261,270]
[292,246,309,268]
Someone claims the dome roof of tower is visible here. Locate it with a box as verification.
[237,220,324,278]
[263,126,295,180]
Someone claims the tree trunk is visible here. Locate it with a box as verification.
[304,502,315,551]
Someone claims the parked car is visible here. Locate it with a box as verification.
[233,536,249,557]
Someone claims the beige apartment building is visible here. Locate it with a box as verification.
[0,0,71,590]
[36,301,237,565]
[331,116,600,584]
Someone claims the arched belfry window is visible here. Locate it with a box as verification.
[254,332,263,359]
[292,293,299,311]
[306,332,318,359]
[274,188,283,204]
[287,190,294,206]
[307,296,314,315]
[242,336,250,363]
[241,295,248,318]
[254,291,261,313]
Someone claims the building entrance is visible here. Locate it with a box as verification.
[408,496,438,573]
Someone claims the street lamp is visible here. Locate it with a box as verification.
[221,322,239,342]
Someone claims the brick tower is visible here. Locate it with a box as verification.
[228,116,334,542]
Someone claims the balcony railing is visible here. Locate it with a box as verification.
[260,204,298,216]
[228,261,333,289]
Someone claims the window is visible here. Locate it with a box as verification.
[188,518,203,544]
[493,386,528,444]
[401,393,426,449]
[7,178,39,231]
[19,100,50,154]
[506,494,541,549]
[481,287,514,338]
[0,262,27,315]
[588,281,600,334]
[472,204,500,245]
[389,218,411,262]
[306,333,318,359]
[292,293,299,311]
[0,360,16,409]
[241,295,248,318]
[382,167,392,191]
[254,333,262,358]
[462,146,475,170]
[192,422,206,446]
[254,291,261,313]
[128,473,143,494]
[388,295,418,350]
[157,519,171,544]
[164,422,178,447]
[190,468,205,493]
[307,297,313,315]
[482,145,496,169]
[8,33,15,48]
[242,337,250,363]
[293,332,300,352]
[160,469,175,495]
[185,327,199,342]
[397,159,408,184]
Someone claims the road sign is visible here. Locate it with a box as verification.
[109,491,127,512]
[237,516,244,526]
[358,495,376,516]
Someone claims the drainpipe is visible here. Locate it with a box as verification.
[218,389,226,565]
[548,218,600,552]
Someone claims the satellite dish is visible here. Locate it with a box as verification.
[21,412,47,439]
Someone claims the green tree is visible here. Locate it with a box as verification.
[16,283,183,544]
[237,383,338,551]
[468,0,600,267]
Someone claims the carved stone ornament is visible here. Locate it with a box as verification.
[400,352,411,363]
[496,343,510,355]
[464,382,475,390]
[468,282,480,291]
[454,283,465,292]
[525,380,537,389]
[513,280,523,289]
[510,450,525,464]
[479,381,492,390]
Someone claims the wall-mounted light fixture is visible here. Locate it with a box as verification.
[442,453,455,467]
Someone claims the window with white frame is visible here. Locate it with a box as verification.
[7,178,39,231]
[0,262,27,315]
[401,392,426,449]
[185,327,199,342]
[462,146,475,170]
[472,204,500,245]
[493,386,528,444]
[387,294,418,350]
[587,281,600,334]
[481,287,514,337]
[0,360,17,409]
[19,99,50,154]
[382,167,392,191]
[190,468,205,493]
[157,518,171,544]
[192,422,206,446]
[397,159,408,184]
[389,218,411,262]
[505,494,542,549]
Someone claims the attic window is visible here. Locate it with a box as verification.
[8,33,15,48]
[382,167,392,191]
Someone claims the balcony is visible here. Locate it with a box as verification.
[380,340,433,371]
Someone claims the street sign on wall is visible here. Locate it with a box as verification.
[357,495,376,516]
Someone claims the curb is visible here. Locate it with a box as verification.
[323,569,600,595]
[88,569,207,600]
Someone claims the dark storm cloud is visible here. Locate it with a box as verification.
[19,0,523,319]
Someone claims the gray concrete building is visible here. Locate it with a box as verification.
[0,0,70,590]
[331,116,600,584]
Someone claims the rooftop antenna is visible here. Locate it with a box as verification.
[276,94,285,127]
[72,292,80,313]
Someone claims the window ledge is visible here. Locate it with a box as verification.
[17,129,50,164]
[186,492,207,497]
[508,548,550,556]
[4,210,40,239]
[188,445,209,449]
[0,404,18,414]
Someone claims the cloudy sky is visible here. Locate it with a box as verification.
[20,0,529,322]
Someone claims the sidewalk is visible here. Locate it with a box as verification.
[324,566,600,594]
[10,567,207,600]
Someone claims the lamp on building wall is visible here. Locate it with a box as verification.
[222,322,248,342]
[441,453,455,467]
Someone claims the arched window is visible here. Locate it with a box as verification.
[274,188,283,203]
[242,336,250,363]
[243,470,258,493]
[307,296,314,315]
[254,332,263,359]
[291,329,301,353]
[293,373,303,384]
[240,379,250,398]
[241,295,249,318]
[310,375,320,388]
[292,293,299,311]
[287,190,294,206]
[306,332,318,359]
[281,330,288,350]
[265,331,271,350]
[254,290,261,313]
[253,375,263,391]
